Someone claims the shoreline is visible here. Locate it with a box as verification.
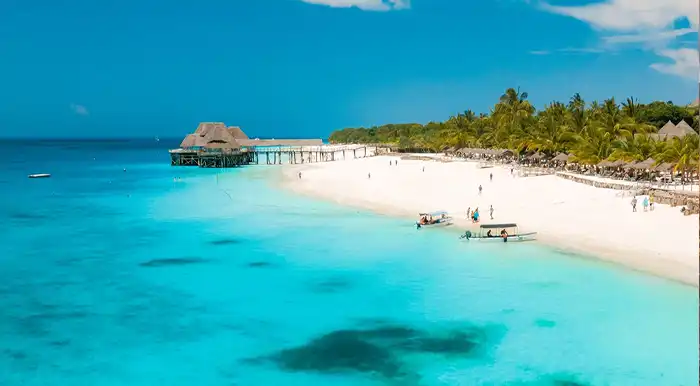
[274,156,699,287]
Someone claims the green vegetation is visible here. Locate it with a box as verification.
[329,88,699,172]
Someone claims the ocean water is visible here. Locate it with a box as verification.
[0,139,697,386]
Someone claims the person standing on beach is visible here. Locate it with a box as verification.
[478,185,482,195]
[490,173,493,182]
[631,196,637,212]
[368,172,371,179]
[298,172,302,179]
[489,205,494,220]
[466,207,471,219]
[649,194,654,211]
[642,196,649,212]
[422,166,425,172]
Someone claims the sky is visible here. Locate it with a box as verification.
[0,0,697,139]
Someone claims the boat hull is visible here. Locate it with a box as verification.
[28,174,51,179]
[471,232,537,242]
[416,218,454,228]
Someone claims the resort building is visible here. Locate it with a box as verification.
[650,120,698,141]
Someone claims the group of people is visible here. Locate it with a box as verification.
[630,194,654,212]
[467,205,495,223]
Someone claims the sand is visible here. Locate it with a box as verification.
[279,154,699,286]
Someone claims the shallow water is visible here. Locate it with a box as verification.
[0,140,697,386]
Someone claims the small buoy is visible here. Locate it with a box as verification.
[28,173,51,179]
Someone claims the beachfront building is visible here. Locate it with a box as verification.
[650,120,698,141]
[171,122,351,167]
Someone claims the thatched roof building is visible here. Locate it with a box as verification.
[178,122,324,150]
[650,120,698,140]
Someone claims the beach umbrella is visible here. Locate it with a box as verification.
[552,153,569,162]
[528,152,544,161]
[630,157,656,170]
[596,160,611,168]
[653,162,674,172]
[608,160,626,168]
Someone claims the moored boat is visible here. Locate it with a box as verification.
[416,211,453,228]
[460,223,537,242]
[28,173,51,179]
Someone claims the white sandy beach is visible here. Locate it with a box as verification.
[279,154,699,286]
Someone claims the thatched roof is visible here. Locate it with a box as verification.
[674,120,696,136]
[201,125,240,149]
[608,159,626,168]
[552,153,569,162]
[527,152,544,160]
[227,126,249,140]
[597,160,611,167]
[180,134,197,148]
[629,157,656,170]
[656,120,697,139]
[653,162,674,172]
[194,122,226,136]
[237,139,324,147]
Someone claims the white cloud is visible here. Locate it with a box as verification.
[650,48,699,80]
[300,0,409,11]
[538,0,698,79]
[70,103,89,116]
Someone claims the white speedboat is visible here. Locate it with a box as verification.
[460,223,537,242]
[416,211,453,228]
[28,173,51,179]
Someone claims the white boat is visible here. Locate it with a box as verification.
[460,223,537,242]
[28,173,51,179]
[416,211,454,228]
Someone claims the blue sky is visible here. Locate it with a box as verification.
[0,0,697,138]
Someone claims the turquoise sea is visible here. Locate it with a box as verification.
[0,139,697,386]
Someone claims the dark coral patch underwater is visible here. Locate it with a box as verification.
[245,321,503,384]
[139,257,209,267]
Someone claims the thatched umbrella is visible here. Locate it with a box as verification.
[552,153,569,162]
[653,162,674,172]
[597,160,611,168]
[528,152,544,161]
[630,157,656,170]
[608,160,626,168]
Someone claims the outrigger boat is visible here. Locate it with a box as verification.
[460,223,537,242]
[416,211,453,229]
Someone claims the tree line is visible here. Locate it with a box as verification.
[328,88,699,172]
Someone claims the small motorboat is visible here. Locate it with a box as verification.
[416,211,454,229]
[28,173,51,179]
[460,223,537,242]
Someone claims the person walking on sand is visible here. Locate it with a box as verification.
[466,207,471,219]
[422,166,425,172]
[649,194,654,211]
[642,196,649,212]
[631,196,637,212]
[368,172,371,179]
[478,185,482,195]
[489,205,494,220]
[490,173,493,182]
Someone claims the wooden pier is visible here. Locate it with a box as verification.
[170,145,380,168]
[170,122,393,168]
